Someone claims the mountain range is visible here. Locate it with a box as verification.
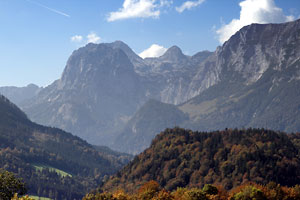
[0,84,41,106]
[114,19,300,154]
[2,19,300,154]
[17,40,212,147]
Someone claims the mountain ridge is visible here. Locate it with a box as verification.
[113,19,300,153]
[20,40,212,146]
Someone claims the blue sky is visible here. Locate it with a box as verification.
[0,0,299,87]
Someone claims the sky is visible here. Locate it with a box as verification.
[0,0,299,87]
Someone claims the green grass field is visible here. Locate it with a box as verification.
[29,195,52,200]
[32,164,72,178]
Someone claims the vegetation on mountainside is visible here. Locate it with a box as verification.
[103,127,300,192]
[84,180,300,200]
[0,95,132,199]
[32,164,72,178]
[0,169,26,200]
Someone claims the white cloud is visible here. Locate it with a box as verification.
[139,44,167,58]
[176,0,205,13]
[87,33,101,44]
[107,0,172,22]
[70,35,83,43]
[216,0,295,44]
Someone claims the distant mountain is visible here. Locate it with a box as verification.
[21,41,212,147]
[179,19,300,133]
[22,43,145,145]
[112,99,189,154]
[0,84,41,106]
[115,19,300,154]
[0,94,131,199]
[103,128,300,192]
[141,47,214,104]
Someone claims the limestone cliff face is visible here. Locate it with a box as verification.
[22,43,144,145]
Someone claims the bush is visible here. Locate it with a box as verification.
[0,169,27,200]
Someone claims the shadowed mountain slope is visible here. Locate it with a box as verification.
[0,94,131,199]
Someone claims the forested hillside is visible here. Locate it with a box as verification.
[0,95,132,199]
[103,127,300,192]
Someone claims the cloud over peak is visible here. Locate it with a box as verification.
[139,44,167,58]
[70,35,83,43]
[70,33,101,44]
[87,33,101,44]
[176,0,205,13]
[216,0,294,44]
[107,0,172,22]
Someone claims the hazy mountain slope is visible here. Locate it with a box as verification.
[114,19,300,154]
[22,43,145,145]
[108,41,214,105]
[0,94,131,199]
[112,99,189,154]
[0,84,41,106]
[103,128,300,192]
[140,47,214,104]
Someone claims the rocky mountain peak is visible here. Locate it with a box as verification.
[160,45,187,63]
[59,43,136,89]
[106,40,146,71]
[107,40,136,57]
[216,19,300,84]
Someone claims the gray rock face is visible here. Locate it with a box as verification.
[139,47,213,104]
[22,44,144,145]
[218,20,300,84]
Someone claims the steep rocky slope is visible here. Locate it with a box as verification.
[22,43,145,144]
[180,19,300,132]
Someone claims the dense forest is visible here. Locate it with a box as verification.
[102,127,300,192]
[0,95,132,199]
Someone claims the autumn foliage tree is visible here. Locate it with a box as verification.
[84,181,300,200]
